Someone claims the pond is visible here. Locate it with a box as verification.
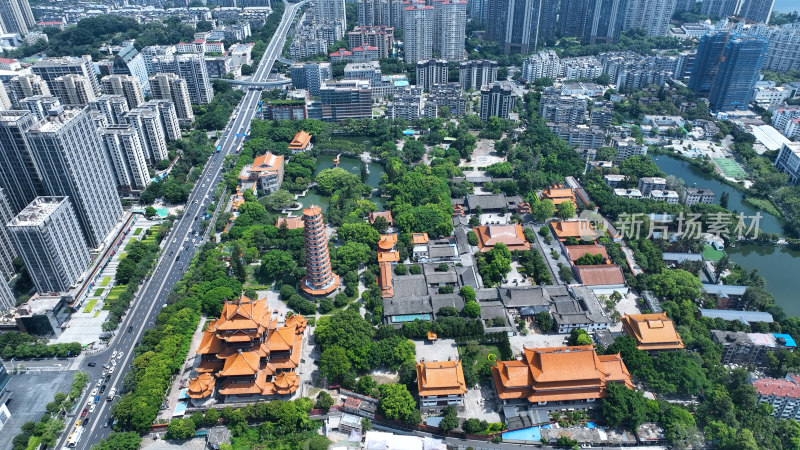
[651,153,783,234]
[293,151,386,211]
[652,153,799,317]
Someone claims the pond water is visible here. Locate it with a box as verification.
[293,151,386,211]
[652,153,783,234]
[652,153,799,316]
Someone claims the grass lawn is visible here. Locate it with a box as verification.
[26,436,42,450]
[133,227,143,235]
[702,245,725,262]
[118,252,127,260]
[94,288,104,296]
[100,276,111,286]
[94,310,101,317]
[106,285,127,303]
[743,197,782,218]
[83,299,98,313]
[459,343,500,374]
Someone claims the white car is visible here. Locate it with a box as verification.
[111,351,117,358]
[89,404,96,413]
[90,388,98,396]
[109,366,115,374]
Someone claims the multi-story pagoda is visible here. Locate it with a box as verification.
[187,293,306,403]
[301,205,339,296]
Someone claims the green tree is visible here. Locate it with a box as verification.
[459,286,476,302]
[568,328,592,346]
[648,269,702,303]
[462,301,481,318]
[439,406,459,432]
[532,199,556,223]
[315,391,334,412]
[378,384,420,424]
[316,168,363,195]
[557,201,576,219]
[261,189,295,210]
[144,206,157,219]
[601,383,655,430]
[372,216,389,234]
[338,222,381,246]
[166,417,195,439]
[259,249,297,282]
[92,432,142,450]
[319,346,352,381]
[535,311,553,332]
[477,242,512,285]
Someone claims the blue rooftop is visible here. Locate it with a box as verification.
[775,333,797,347]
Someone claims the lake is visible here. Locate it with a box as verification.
[652,153,799,316]
[294,153,385,211]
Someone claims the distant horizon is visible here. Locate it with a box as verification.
[774,0,799,13]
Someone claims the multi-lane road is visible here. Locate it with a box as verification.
[56,2,307,448]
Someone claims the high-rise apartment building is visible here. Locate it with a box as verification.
[459,60,498,91]
[0,0,35,36]
[51,75,96,106]
[584,0,629,45]
[486,0,558,54]
[479,81,515,121]
[105,40,151,95]
[88,95,129,125]
[141,45,176,75]
[150,54,214,104]
[689,32,730,96]
[558,0,590,38]
[434,0,467,60]
[315,0,347,40]
[100,75,144,110]
[32,56,101,97]
[416,59,449,92]
[0,187,18,281]
[26,107,123,248]
[301,205,339,296]
[742,23,800,73]
[319,80,373,121]
[403,2,434,63]
[19,95,61,120]
[289,62,332,97]
[7,73,50,107]
[100,125,151,192]
[144,100,181,142]
[149,73,194,124]
[0,110,43,213]
[701,0,740,18]
[8,196,91,294]
[623,0,677,37]
[708,35,768,111]
[357,0,396,27]
[0,82,10,110]
[124,107,169,164]
[738,0,776,24]
[348,26,395,59]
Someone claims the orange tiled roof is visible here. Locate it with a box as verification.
[621,313,684,351]
[289,130,312,150]
[417,360,467,397]
[492,345,633,403]
[540,186,576,207]
[272,371,300,395]
[412,233,429,245]
[551,221,597,240]
[266,326,296,352]
[187,373,215,399]
[369,211,393,226]
[474,224,531,252]
[219,350,261,376]
[276,216,304,229]
[285,314,307,333]
[574,264,625,286]
[377,234,399,262]
[218,369,268,395]
[378,261,393,298]
[565,245,610,264]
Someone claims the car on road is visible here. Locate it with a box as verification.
[81,408,87,417]
[90,388,98,396]
[87,362,96,367]
[99,385,106,394]
[89,404,96,413]
[94,395,101,403]
[109,366,115,374]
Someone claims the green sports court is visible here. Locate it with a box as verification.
[713,158,747,179]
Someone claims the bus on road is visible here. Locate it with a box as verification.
[67,426,84,447]
[107,388,117,401]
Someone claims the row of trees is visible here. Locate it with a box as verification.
[0,332,81,360]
